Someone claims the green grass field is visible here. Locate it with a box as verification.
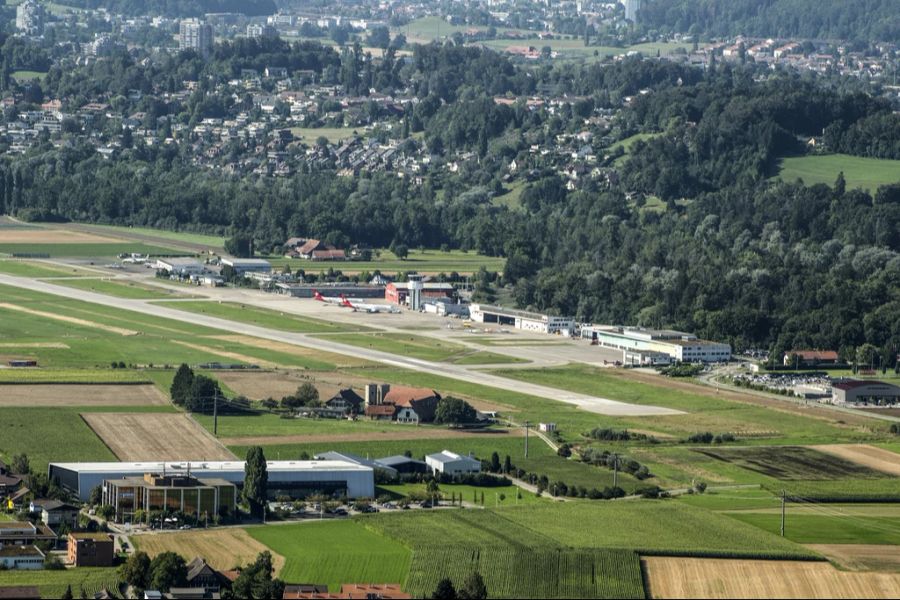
[478,38,694,61]
[313,332,523,364]
[0,259,90,278]
[79,224,226,249]
[197,412,451,439]
[289,127,363,145]
[55,278,188,300]
[267,248,504,274]
[10,70,47,82]
[776,154,900,192]
[0,242,185,257]
[727,510,900,545]
[380,482,544,507]
[0,568,120,598]
[248,520,411,590]
[0,368,152,384]
[159,301,367,334]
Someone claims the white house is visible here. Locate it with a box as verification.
[425,451,482,476]
[0,545,44,570]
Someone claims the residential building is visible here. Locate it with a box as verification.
[247,23,278,39]
[323,388,364,416]
[180,19,213,57]
[36,500,80,528]
[50,459,375,501]
[0,545,44,570]
[0,460,22,496]
[67,532,115,567]
[102,473,237,523]
[581,326,731,363]
[425,451,482,476]
[15,0,45,36]
[621,0,641,21]
[832,380,900,407]
[363,384,441,424]
[783,350,841,367]
[469,304,575,335]
[186,556,224,592]
[0,522,56,546]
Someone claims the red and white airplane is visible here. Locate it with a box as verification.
[340,295,401,314]
[313,290,345,306]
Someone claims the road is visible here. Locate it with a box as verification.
[0,273,682,417]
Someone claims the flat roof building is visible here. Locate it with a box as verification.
[581,326,731,363]
[221,258,273,275]
[832,380,900,407]
[50,459,375,501]
[67,533,115,567]
[157,258,205,276]
[0,545,44,570]
[425,451,481,476]
[103,473,237,523]
[469,304,575,335]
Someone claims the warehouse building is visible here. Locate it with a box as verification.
[469,304,575,335]
[832,380,900,407]
[49,459,375,501]
[156,258,205,276]
[220,258,272,275]
[581,326,731,363]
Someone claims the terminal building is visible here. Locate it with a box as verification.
[385,276,454,309]
[468,304,575,335]
[581,326,731,364]
[832,380,900,407]
[49,459,375,501]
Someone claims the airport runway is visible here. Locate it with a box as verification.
[0,274,683,417]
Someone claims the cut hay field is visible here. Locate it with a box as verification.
[76,224,227,249]
[83,413,236,461]
[776,154,900,192]
[0,383,168,407]
[643,556,900,599]
[248,520,411,591]
[726,511,900,545]
[134,528,282,573]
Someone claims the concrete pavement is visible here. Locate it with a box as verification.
[0,273,683,417]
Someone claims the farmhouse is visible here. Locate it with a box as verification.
[285,238,347,261]
[363,384,441,424]
[784,350,841,367]
[67,532,115,567]
[832,380,900,407]
[323,388,364,416]
[50,459,376,501]
[0,545,44,570]
[102,473,238,523]
[469,304,575,335]
[581,326,731,363]
[425,451,482,476]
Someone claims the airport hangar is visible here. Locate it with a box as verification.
[49,459,375,501]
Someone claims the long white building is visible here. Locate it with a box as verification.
[49,459,375,501]
[582,326,731,363]
[469,304,575,334]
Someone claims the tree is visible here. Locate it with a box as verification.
[231,551,285,599]
[149,551,187,592]
[490,452,501,473]
[434,397,477,425]
[119,551,151,589]
[11,453,30,475]
[225,233,253,258]
[459,572,488,599]
[61,585,73,600]
[432,578,457,600]
[88,485,102,506]
[170,363,194,406]
[367,26,391,50]
[295,382,319,406]
[503,455,512,474]
[392,243,409,260]
[188,375,222,413]
[244,446,268,518]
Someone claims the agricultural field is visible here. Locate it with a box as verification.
[807,544,900,572]
[133,528,282,573]
[380,482,544,507]
[248,520,411,591]
[727,510,900,545]
[643,556,900,599]
[0,368,151,384]
[82,413,236,461]
[265,248,505,274]
[477,38,694,61]
[0,383,168,407]
[0,568,120,598]
[694,446,889,481]
[54,277,189,300]
[775,154,900,192]
[813,444,900,477]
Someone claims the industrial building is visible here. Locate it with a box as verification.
[580,326,731,364]
[102,473,237,523]
[469,304,575,335]
[832,380,900,407]
[49,459,375,501]
[156,258,205,276]
[220,258,272,275]
[425,451,482,476]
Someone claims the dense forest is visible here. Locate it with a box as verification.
[1,40,898,363]
[61,0,276,17]
[638,0,900,43]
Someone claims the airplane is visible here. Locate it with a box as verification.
[313,290,346,306]
[340,295,401,314]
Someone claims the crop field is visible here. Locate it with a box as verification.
[405,547,645,599]
[0,568,120,598]
[266,248,505,274]
[160,301,367,334]
[776,154,900,192]
[83,412,236,461]
[694,446,888,481]
[54,277,189,300]
[643,556,900,599]
[133,528,282,572]
[0,259,91,277]
[726,511,900,545]
[248,520,411,591]
[0,383,168,406]
[813,444,900,477]
[0,368,151,384]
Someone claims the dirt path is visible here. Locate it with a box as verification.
[0,302,139,336]
[643,556,900,599]
[812,444,900,476]
[83,412,236,460]
[220,428,523,446]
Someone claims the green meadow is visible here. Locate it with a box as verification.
[776,153,900,192]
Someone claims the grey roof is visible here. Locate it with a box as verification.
[376,455,427,467]
[315,452,397,476]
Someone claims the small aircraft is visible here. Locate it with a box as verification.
[313,290,345,306]
[340,295,401,314]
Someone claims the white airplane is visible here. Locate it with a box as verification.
[313,290,346,306]
[340,295,401,314]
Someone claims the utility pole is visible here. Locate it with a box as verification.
[213,390,218,437]
[781,490,786,537]
[613,453,618,488]
[523,421,530,458]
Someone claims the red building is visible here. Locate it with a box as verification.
[384,281,455,305]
